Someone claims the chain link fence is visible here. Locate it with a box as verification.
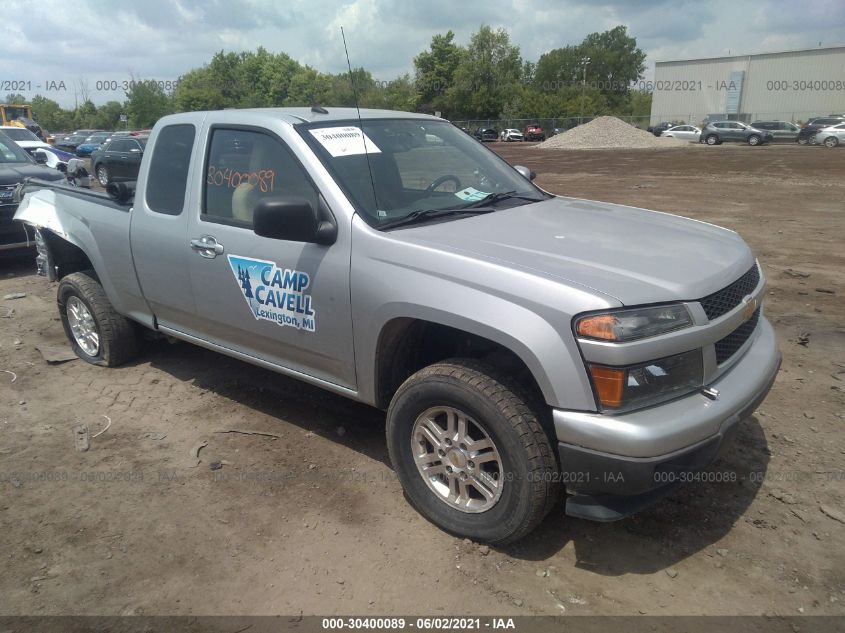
[451,111,838,135]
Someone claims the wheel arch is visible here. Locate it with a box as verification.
[369,305,596,417]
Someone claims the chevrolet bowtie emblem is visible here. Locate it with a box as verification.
[742,296,758,322]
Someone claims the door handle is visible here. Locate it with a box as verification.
[190,235,224,258]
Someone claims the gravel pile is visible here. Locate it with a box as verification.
[536,116,691,150]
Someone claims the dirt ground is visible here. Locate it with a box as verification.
[0,143,843,618]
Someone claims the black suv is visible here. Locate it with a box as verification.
[473,127,498,142]
[798,117,845,144]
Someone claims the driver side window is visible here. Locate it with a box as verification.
[203,128,318,226]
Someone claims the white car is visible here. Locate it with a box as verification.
[814,122,845,147]
[1,125,89,185]
[661,125,701,142]
[0,125,75,170]
[500,128,524,142]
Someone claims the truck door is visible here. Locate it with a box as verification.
[130,122,200,330]
[183,125,356,390]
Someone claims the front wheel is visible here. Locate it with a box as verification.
[823,136,839,148]
[96,164,110,187]
[58,271,140,367]
[747,134,761,146]
[705,134,719,145]
[387,359,559,544]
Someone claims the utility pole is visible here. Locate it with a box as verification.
[579,56,591,126]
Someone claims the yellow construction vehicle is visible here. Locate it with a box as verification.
[0,103,46,141]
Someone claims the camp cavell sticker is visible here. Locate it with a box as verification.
[228,255,316,332]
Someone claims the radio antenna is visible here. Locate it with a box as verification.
[341,26,380,213]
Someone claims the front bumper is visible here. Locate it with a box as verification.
[554,317,781,521]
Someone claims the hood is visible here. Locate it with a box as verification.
[0,163,65,186]
[390,196,755,306]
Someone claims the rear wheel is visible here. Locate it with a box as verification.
[823,136,839,148]
[58,271,139,367]
[705,134,719,145]
[387,359,559,544]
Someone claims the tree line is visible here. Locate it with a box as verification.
[6,25,650,132]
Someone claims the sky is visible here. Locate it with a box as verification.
[2,0,844,107]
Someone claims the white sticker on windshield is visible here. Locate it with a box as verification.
[453,187,490,202]
[309,126,382,157]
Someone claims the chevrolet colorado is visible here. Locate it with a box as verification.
[14,108,780,543]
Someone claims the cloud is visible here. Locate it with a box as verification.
[1,0,841,107]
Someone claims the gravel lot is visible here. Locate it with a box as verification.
[0,143,843,618]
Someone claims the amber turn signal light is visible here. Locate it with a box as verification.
[588,366,625,408]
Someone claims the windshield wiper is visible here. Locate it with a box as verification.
[379,207,496,230]
[449,190,546,210]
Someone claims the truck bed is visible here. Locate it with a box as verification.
[14,179,150,324]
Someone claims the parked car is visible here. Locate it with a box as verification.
[0,125,78,172]
[647,122,677,137]
[0,130,64,253]
[91,135,147,185]
[700,121,773,146]
[499,128,524,142]
[522,124,545,141]
[814,122,845,147]
[750,121,800,142]
[55,133,88,152]
[798,116,845,144]
[76,132,112,157]
[473,127,498,142]
[660,125,701,142]
[15,108,779,544]
[0,126,50,153]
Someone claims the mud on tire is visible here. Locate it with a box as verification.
[58,270,140,367]
[386,358,559,544]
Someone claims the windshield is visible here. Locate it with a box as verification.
[2,106,31,121]
[299,119,547,228]
[0,132,34,163]
[2,128,39,142]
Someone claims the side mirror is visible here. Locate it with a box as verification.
[33,151,48,164]
[253,196,337,245]
[514,165,536,181]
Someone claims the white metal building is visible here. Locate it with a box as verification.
[649,45,845,126]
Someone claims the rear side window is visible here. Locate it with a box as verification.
[146,124,196,215]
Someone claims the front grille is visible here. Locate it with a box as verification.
[715,308,760,364]
[699,264,760,320]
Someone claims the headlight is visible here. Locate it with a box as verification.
[588,349,703,413]
[575,304,692,342]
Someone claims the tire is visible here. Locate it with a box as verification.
[387,359,559,544]
[96,164,110,187]
[705,134,719,145]
[823,136,839,148]
[798,137,808,145]
[747,134,761,146]
[58,271,139,367]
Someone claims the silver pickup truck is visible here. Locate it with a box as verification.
[15,108,780,544]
